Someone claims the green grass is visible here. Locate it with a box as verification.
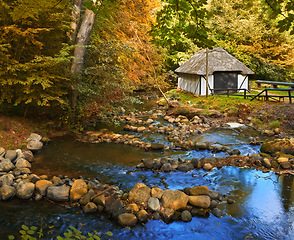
[165,89,263,114]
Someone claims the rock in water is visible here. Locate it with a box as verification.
[105,195,123,218]
[260,139,294,155]
[148,197,161,212]
[118,213,138,227]
[189,195,211,208]
[161,190,189,210]
[181,210,192,222]
[151,187,164,199]
[178,162,194,172]
[70,179,88,202]
[47,185,70,202]
[0,185,15,200]
[190,186,209,196]
[27,133,42,142]
[16,181,35,200]
[128,183,151,205]
[27,141,43,152]
[137,210,148,222]
[83,202,97,213]
[162,208,175,222]
[212,208,222,218]
[35,180,52,196]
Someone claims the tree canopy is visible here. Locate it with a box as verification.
[0,0,293,126]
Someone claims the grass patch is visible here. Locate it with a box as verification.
[269,120,281,129]
[165,89,263,114]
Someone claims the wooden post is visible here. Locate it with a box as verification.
[206,48,209,97]
[265,90,268,101]
[289,90,292,104]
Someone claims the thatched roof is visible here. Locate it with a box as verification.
[175,47,255,75]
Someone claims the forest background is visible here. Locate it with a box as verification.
[0,0,293,131]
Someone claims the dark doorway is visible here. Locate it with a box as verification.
[214,72,238,94]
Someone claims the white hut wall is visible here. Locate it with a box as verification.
[237,74,249,92]
[178,73,200,94]
[200,75,214,95]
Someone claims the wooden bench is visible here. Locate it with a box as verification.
[250,88,294,103]
[255,80,294,89]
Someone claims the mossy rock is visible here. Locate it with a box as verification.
[260,139,294,155]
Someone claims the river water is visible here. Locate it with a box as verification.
[1,134,293,239]
[1,97,294,239]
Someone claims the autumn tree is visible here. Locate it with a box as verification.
[208,0,294,81]
[0,0,72,112]
[78,0,165,121]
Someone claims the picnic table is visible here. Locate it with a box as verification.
[251,80,294,103]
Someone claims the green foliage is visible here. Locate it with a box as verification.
[0,0,72,109]
[9,225,113,240]
[9,225,42,240]
[262,0,294,34]
[208,0,294,81]
[152,0,215,69]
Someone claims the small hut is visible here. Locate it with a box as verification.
[175,47,254,95]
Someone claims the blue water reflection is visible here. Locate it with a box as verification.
[0,138,293,239]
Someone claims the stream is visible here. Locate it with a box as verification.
[0,98,294,239]
[0,134,293,239]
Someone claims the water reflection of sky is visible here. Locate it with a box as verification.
[1,138,293,239]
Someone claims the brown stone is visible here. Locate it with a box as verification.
[161,190,189,210]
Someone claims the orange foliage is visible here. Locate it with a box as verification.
[101,0,163,89]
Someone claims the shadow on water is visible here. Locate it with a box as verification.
[1,136,294,239]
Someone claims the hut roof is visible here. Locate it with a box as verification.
[175,47,254,75]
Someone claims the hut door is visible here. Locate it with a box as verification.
[214,72,238,93]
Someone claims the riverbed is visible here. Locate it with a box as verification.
[1,134,293,239]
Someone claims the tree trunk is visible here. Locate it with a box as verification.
[68,0,84,44]
[71,8,96,108]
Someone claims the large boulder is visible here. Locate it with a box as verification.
[16,181,35,200]
[189,195,211,208]
[70,179,88,202]
[27,141,43,152]
[35,180,52,196]
[15,158,31,169]
[161,190,189,210]
[260,139,294,155]
[47,185,70,202]
[118,213,138,227]
[0,185,15,200]
[27,133,42,142]
[0,159,15,172]
[128,183,151,205]
[0,174,15,186]
[5,150,17,162]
